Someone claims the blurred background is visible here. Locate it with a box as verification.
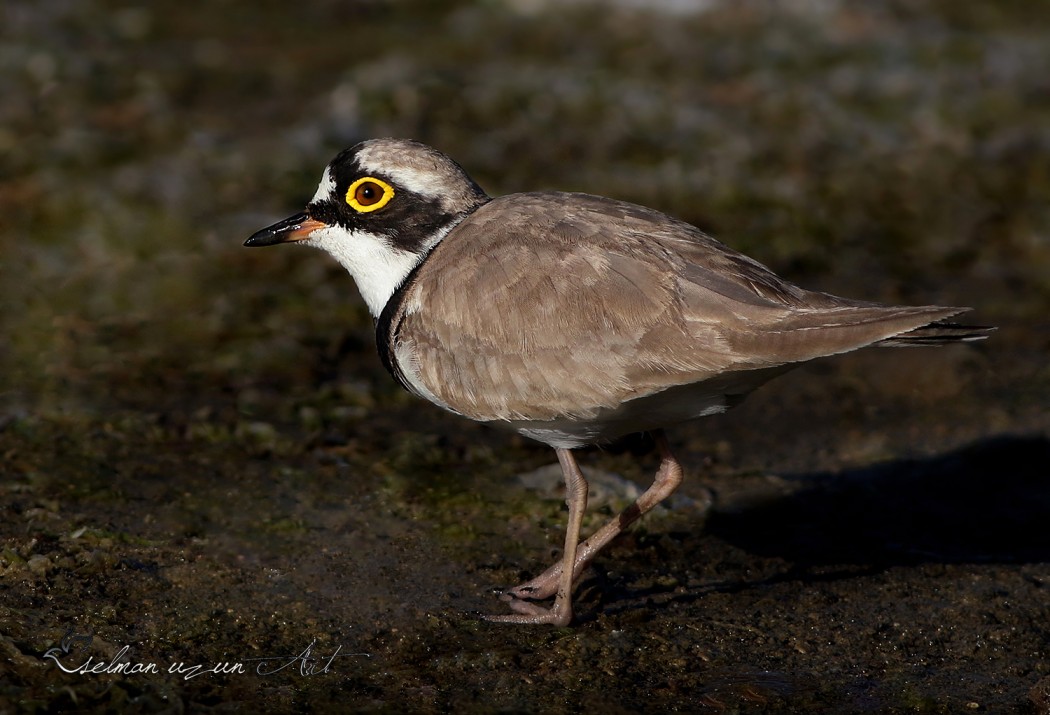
[2,0,1049,711]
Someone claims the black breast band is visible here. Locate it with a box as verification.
[374,258,429,393]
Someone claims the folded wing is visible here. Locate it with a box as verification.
[391,192,983,423]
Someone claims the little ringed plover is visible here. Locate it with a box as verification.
[246,138,991,626]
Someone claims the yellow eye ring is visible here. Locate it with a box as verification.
[346,177,395,212]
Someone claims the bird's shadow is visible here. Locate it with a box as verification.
[581,435,1049,619]
[703,434,1050,566]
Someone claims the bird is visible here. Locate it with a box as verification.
[245,138,991,626]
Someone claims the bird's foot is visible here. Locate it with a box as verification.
[483,592,572,626]
[496,568,562,604]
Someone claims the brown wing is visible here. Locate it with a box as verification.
[393,192,967,422]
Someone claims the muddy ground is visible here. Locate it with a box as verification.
[2,1,1049,712]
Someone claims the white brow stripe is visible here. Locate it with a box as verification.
[355,144,454,207]
[377,164,449,201]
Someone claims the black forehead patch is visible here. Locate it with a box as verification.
[328,147,366,189]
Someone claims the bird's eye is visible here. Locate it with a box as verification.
[346,177,394,212]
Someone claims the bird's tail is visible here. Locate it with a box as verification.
[875,320,995,347]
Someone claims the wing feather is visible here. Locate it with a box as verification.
[390,192,970,423]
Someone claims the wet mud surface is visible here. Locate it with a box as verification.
[2,1,1049,712]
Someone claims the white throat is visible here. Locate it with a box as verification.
[305,225,445,317]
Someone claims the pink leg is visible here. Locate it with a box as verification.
[501,430,684,606]
[484,446,588,626]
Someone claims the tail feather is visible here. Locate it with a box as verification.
[876,320,995,347]
[737,305,986,365]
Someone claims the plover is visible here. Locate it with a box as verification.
[246,138,990,626]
